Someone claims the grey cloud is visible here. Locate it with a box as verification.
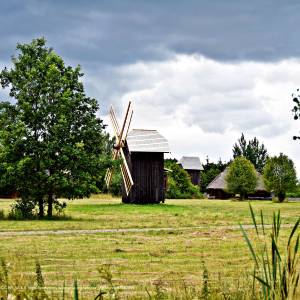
[1,0,300,71]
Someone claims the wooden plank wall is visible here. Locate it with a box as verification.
[122,152,165,204]
[186,169,200,186]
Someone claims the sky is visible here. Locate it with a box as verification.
[1,0,300,175]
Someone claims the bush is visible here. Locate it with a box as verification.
[165,161,203,199]
[8,198,35,220]
[0,209,5,220]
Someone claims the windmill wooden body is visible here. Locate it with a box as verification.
[105,102,170,204]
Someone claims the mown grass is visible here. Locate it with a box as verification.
[0,196,299,298]
[0,196,299,232]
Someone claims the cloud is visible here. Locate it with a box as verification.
[1,1,300,68]
[92,54,300,175]
[101,55,298,135]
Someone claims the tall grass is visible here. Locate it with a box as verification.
[240,203,300,299]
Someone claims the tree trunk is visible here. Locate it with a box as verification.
[38,199,44,218]
[47,193,53,218]
[278,192,285,202]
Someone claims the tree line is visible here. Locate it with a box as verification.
[0,38,299,219]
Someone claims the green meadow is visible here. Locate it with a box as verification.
[0,196,299,298]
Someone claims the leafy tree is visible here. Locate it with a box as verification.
[165,160,202,199]
[233,133,268,172]
[0,38,111,218]
[225,156,257,200]
[263,153,297,202]
[292,90,300,140]
[200,156,229,192]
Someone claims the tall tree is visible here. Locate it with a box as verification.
[263,153,297,202]
[226,156,257,200]
[0,38,111,218]
[292,90,300,140]
[233,133,268,172]
[200,156,229,192]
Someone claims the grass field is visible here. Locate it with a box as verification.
[0,196,299,298]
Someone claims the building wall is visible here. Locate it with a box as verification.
[207,188,271,200]
[186,169,200,186]
[207,189,233,199]
[122,152,165,204]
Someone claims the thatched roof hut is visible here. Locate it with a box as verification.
[206,167,271,199]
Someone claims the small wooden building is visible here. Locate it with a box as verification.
[122,129,170,204]
[178,156,203,186]
[206,167,271,199]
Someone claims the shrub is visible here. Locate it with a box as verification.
[165,161,203,199]
[8,197,35,220]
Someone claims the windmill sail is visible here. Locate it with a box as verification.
[105,102,134,195]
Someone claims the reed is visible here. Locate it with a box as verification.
[240,203,300,299]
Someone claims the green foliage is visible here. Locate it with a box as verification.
[35,261,45,289]
[0,258,9,298]
[73,279,79,300]
[292,89,300,140]
[0,209,5,220]
[8,197,36,219]
[226,156,258,200]
[287,182,300,198]
[241,204,300,299]
[201,262,210,299]
[263,153,297,202]
[165,160,203,199]
[200,157,228,192]
[233,133,268,172]
[97,264,119,299]
[108,169,122,197]
[0,38,112,218]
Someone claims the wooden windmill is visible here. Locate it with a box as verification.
[105,102,170,204]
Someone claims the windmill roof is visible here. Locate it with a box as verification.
[127,129,170,153]
[207,167,267,191]
[179,156,204,170]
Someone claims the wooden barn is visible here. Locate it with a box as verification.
[122,129,170,204]
[178,156,203,186]
[206,167,271,199]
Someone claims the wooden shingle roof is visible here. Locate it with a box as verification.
[179,156,204,171]
[127,129,170,153]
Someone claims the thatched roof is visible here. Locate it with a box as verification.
[207,167,267,191]
[127,129,170,153]
[179,156,204,171]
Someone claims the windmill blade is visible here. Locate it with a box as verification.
[122,108,133,142]
[119,101,132,145]
[119,148,134,195]
[105,148,120,188]
[109,106,121,142]
[104,168,113,188]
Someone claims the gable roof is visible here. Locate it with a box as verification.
[179,156,204,171]
[126,129,170,153]
[207,167,267,191]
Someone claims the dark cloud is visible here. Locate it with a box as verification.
[1,0,300,69]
